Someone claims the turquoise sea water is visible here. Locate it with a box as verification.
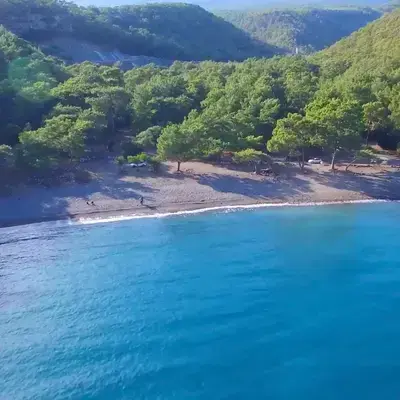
[1,202,400,400]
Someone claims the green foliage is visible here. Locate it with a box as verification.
[121,140,143,158]
[127,153,148,164]
[134,126,162,148]
[52,63,129,141]
[363,101,390,131]
[389,86,400,129]
[0,26,65,146]
[147,155,162,173]
[358,148,380,159]
[0,144,15,169]
[313,9,400,83]
[232,149,264,164]
[218,8,381,53]
[0,0,275,62]
[1,6,400,177]
[268,113,315,169]
[308,10,400,148]
[306,98,364,168]
[19,112,93,166]
[362,101,391,143]
[115,155,125,166]
[127,69,195,131]
[157,124,199,170]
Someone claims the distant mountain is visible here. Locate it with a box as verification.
[217,8,382,53]
[71,0,389,10]
[0,0,276,63]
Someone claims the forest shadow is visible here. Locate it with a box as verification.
[143,204,157,210]
[194,173,312,200]
[121,162,188,181]
[311,170,400,200]
[0,168,157,226]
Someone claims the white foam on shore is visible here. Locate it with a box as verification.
[76,199,393,225]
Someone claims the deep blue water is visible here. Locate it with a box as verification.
[1,203,400,400]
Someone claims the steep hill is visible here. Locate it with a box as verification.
[218,8,382,53]
[311,9,400,148]
[0,26,66,145]
[0,0,276,62]
[314,9,400,75]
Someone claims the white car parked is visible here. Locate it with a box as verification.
[308,158,323,165]
[129,162,147,168]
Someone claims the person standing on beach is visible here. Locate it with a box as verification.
[140,196,144,206]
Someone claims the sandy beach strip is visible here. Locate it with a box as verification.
[1,161,400,228]
[0,197,379,228]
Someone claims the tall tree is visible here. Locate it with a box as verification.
[87,86,129,137]
[306,98,363,170]
[157,124,199,171]
[362,101,390,145]
[19,112,94,166]
[267,113,315,171]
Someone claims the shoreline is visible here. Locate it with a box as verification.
[2,160,400,229]
[1,197,395,229]
[77,198,394,225]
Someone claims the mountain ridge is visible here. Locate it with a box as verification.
[217,7,382,52]
[71,0,389,10]
[0,0,276,63]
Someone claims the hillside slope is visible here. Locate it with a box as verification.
[314,9,400,75]
[0,26,66,145]
[311,9,400,148]
[218,8,382,53]
[0,0,276,62]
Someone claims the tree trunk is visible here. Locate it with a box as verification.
[365,129,370,146]
[331,149,338,171]
[107,107,115,136]
[298,148,305,171]
[177,161,181,172]
[345,156,357,172]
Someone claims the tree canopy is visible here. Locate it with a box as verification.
[1,7,400,175]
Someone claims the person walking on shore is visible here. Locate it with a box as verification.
[139,196,144,206]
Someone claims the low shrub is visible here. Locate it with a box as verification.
[127,153,149,164]
[115,155,126,166]
[147,155,162,173]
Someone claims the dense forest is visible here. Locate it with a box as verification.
[218,8,382,53]
[0,0,275,62]
[0,6,400,174]
[0,0,385,63]
[73,0,389,9]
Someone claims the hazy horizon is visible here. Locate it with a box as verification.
[71,0,386,10]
